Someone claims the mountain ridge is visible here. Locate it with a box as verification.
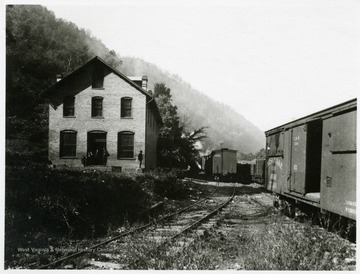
[6,5,265,155]
[117,56,265,153]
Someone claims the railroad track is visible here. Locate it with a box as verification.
[77,190,235,270]
[36,181,282,270]
[35,180,221,269]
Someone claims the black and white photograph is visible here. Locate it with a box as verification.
[3,0,358,270]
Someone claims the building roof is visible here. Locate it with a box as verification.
[212,148,237,153]
[41,56,151,98]
[265,98,357,135]
[41,56,162,124]
[128,76,142,81]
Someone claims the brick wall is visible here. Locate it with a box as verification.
[48,68,152,171]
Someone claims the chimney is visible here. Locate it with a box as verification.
[56,74,63,82]
[142,76,148,91]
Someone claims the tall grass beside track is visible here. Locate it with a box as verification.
[101,218,355,270]
[238,222,355,270]
[5,154,192,268]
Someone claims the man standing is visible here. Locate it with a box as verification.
[103,148,110,166]
[138,150,143,169]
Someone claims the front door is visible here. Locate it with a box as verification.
[87,131,107,165]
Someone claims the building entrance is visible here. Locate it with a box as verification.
[87,131,107,165]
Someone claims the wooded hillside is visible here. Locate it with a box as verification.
[6,5,264,157]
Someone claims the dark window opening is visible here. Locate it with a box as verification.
[118,131,134,158]
[63,96,75,116]
[60,130,77,157]
[121,97,132,118]
[92,97,103,117]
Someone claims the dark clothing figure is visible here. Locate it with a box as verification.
[81,155,87,167]
[87,152,93,165]
[138,150,143,168]
[103,148,110,166]
[95,149,100,164]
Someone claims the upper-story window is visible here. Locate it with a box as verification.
[60,130,77,158]
[92,65,104,89]
[92,96,103,118]
[63,96,75,117]
[121,97,132,118]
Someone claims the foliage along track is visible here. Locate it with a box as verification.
[66,186,280,270]
[35,182,220,269]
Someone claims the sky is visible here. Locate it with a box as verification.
[6,0,360,130]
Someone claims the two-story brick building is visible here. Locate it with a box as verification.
[42,56,162,171]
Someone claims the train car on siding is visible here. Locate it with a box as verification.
[251,158,265,184]
[265,99,356,223]
[204,148,237,181]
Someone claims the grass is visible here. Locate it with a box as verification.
[88,218,355,270]
[238,222,355,270]
[5,156,200,269]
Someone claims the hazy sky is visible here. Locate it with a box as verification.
[12,0,360,130]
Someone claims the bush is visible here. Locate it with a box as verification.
[151,170,191,199]
[5,156,193,263]
[238,222,353,270]
[6,166,151,242]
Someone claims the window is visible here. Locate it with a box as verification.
[121,97,132,118]
[63,96,75,117]
[92,97,103,117]
[118,131,134,158]
[60,130,77,158]
[92,65,104,88]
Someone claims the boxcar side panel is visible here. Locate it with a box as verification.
[212,151,222,175]
[212,150,237,175]
[266,131,286,193]
[223,151,237,174]
[320,110,356,220]
[289,125,307,194]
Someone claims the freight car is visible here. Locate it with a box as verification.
[203,149,255,183]
[265,99,356,232]
[250,159,265,184]
[237,162,253,183]
[204,148,237,181]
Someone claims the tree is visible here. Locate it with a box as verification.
[153,83,206,169]
[6,5,92,154]
[105,50,122,69]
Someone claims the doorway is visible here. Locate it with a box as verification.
[305,119,322,193]
[87,131,107,165]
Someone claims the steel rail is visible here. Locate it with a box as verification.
[168,187,235,241]
[36,178,219,269]
[151,186,235,254]
[130,186,235,268]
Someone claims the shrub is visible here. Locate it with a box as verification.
[5,165,153,262]
[151,170,191,199]
[238,222,353,270]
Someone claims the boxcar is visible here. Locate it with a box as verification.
[251,159,265,184]
[237,162,252,183]
[204,148,237,180]
[265,99,356,221]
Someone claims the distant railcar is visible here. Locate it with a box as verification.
[265,99,356,224]
[204,148,237,181]
[251,159,265,184]
[236,163,252,183]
